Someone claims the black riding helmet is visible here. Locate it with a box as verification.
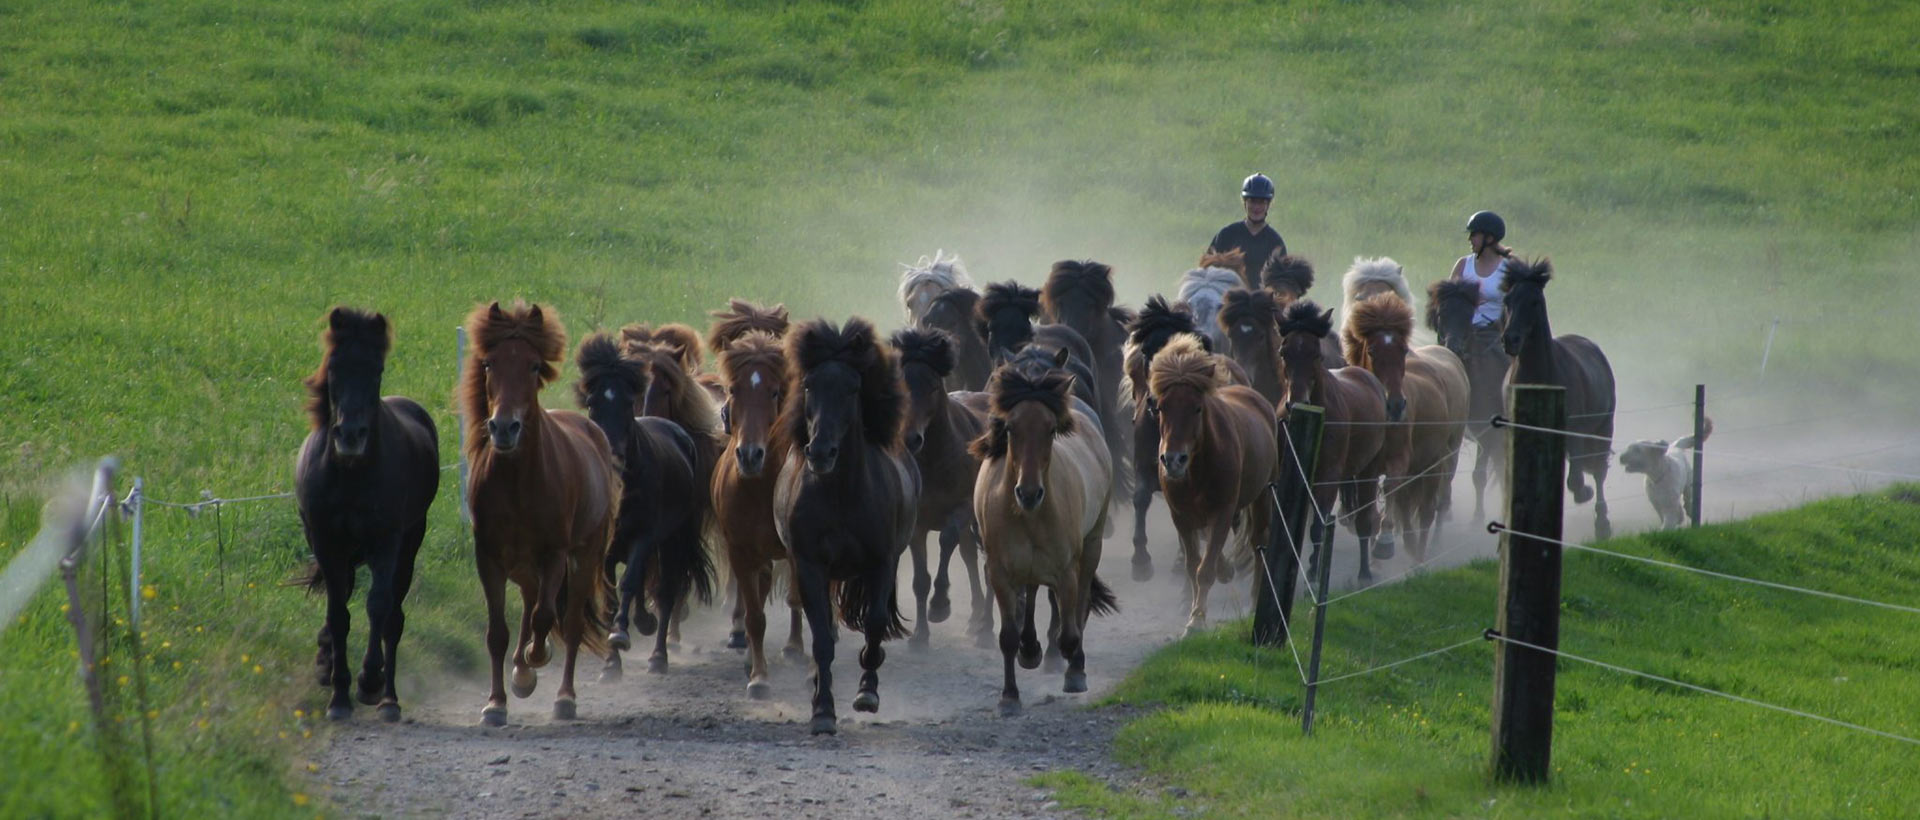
[1466,210,1505,242]
[1242,173,1275,200]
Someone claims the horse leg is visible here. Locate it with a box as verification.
[1567,454,1595,505]
[319,554,355,721]
[1189,515,1232,635]
[555,543,597,721]
[314,623,332,689]
[1471,432,1492,524]
[1590,453,1613,540]
[1350,482,1380,586]
[600,554,627,682]
[739,564,773,700]
[795,558,839,735]
[478,558,511,726]
[357,552,395,709]
[1064,530,1103,694]
[1176,524,1206,635]
[782,562,807,663]
[510,583,539,699]
[907,525,933,648]
[527,551,565,669]
[1041,588,1064,673]
[962,524,995,648]
[930,513,960,624]
[726,577,748,650]
[375,526,421,722]
[852,565,892,714]
[991,564,1024,716]
[1130,476,1156,582]
[1017,585,1044,670]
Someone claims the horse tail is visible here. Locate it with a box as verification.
[1230,491,1272,574]
[285,559,326,594]
[1087,574,1120,617]
[649,519,717,610]
[572,479,620,660]
[1674,416,1713,451]
[837,575,909,641]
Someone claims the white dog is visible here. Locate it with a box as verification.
[1617,419,1712,529]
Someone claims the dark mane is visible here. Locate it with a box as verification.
[976,280,1042,339]
[707,299,790,354]
[784,317,906,449]
[970,360,1077,460]
[1261,254,1316,295]
[572,332,645,409]
[1128,295,1207,360]
[459,300,567,459]
[1041,259,1117,317]
[1425,279,1482,332]
[1218,288,1284,335]
[305,307,390,432]
[1501,256,1554,292]
[889,327,956,379]
[926,287,980,322]
[1278,299,1334,338]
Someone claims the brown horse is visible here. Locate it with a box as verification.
[1278,300,1389,586]
[706,299,794,649]
[1042,259,1135,504]
[1342,294,1470,563]
[713,330,806,699]
[890,328,991,647]
[1426,279,1511,523]
[296,308,440,722]
[1149,334,1278,634]
[972,355,1118,715]
[774,318,921,735]
[918,287,993,391]
[619,322,723,641]
[1500,258,1617,539]
[1260,253,1316,300]
[459,301,617,725]
[1217,287,1289,407]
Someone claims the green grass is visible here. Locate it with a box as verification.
[1046,487,1920,818]
[0,0,1916,813]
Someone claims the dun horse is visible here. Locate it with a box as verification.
[296,308,440,722]
[1149,335,1278,634]
[459,301,617,725]
[973,355,1118,714]
[890,328,992,647]
[774,318,921,735]
[1500,258,1617,538]
[1277,301,1390,585]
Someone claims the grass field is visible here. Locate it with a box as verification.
[1,0,1916,813]
[1037,486,1920,818]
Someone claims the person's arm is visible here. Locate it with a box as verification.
[1450,257,1466,280]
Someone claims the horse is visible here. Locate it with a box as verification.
[898,250,973,327]
[972,356,1118,715]
[1277,300,1390,586]
[619,322,723,643]
[976,280,1104,421]
[1177,250,1245,353]
[890,328,991,647]
[713,329,808,699]
[459,301,618,725]
[573,334,713,680]
[705,299,794,649]
[918,288,993,391]
[1260,253,1316,300]
[1148,334,1278,633]
[773,318,921,735]
[295,308,440,722]
[1340,256,1417,344]
[1426,279,1511,523]
[1217,288,1289,407]
[1040,260,1135,500]
[1341,293,1470,564]
[1500,258,1617,539]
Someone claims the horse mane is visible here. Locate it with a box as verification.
[619,322,705,373]
[1278,299,1335,339]
[896,250,973,304]
[1197,248,1245,276]
[976,280,1042,337]
[1217,288,1284,336]
[305,307,390,432]
[889,327,956,379]
[1425,279,1482,332]
[572,331,645,408]
[1041,259,1116,317]
[970,360,1077,460]
[784,317,905,449]
[706,299,790,354]
[1342,256,1412,306]
[1128,295,1207,360]
[1341,292,1415,367]
[1178,266,1243,335]
[1147,333,1227,400]
[631,339,724,442]
[1261,254,1315,295]
[1501,256,1554,292]
[460,300,567,457]
[718,330,788,386]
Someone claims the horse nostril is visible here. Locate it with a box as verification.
[905,432,924,452]
[507,420,523,438]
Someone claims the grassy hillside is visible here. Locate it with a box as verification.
[1038,487,1920,817]
[1,0,1915,813]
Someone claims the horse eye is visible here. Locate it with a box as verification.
[479,359,491,371]
[529,362,540,375]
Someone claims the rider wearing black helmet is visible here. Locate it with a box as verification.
[1205,173,1287,288]
[1450,209,1516,351]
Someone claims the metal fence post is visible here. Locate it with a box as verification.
[1690,385,1705,528]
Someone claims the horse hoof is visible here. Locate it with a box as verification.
[1215,562,1234,583]
[1572,485,1595,504]
[636,612,659,636]
[1183,621,1207,638]
[480,706,507,727]
[1017,646,1042,670]
[511,666,537,699]
[1131,559,1153,584]
[648,655,668,675]
[783,645,807,664]
[810,716,839,735]
[610,630,631,651]
[727,630,748,650]
[599,665,623,684]
[1373,541,1396,560]
[377,701,402,723]
[852,691,880,713]
[974,630,997,650]
[747,680,773,701]
[998,697,1023,717]
[1042,653,1064,674]
[529,638,553,668]
[908,631,930,650]
[553,697,577,721]
[1064,671,1088,694]
[1596,521,1613,541]
[326,705,352,722]
[356,687,381,707]
[928,597,952,624]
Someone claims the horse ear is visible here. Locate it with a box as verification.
[528,304,545,324]
[1321,308,1335,327]
[1052,346,1070,368]
[370,312,389,336]
[488,301,505,320]
[327,306,348,332]
[721,403,732,436]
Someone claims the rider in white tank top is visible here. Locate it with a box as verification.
[1454,210,1513,328]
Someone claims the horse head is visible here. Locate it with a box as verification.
[1041,259,1116,334]
[1499,258,1554,357]
[718,331,787,477]
[308,307,391,460]
[1343,293,1415,422]
[786,317,902,475]
[889,327,956,454]
[976,280,1042,363]
[1218,288,1284,388]
[463,301,566,456]
[1277,300,1335,415]
[1147,335,1224,482]
[573,332,646,463]
[897,250,971,326]
[975,352,1076,512]
[1425,279,1482,361]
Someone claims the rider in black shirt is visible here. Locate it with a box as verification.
[1205,173,1286,288]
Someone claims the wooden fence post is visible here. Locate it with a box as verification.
[1491,384,1566,783]
[1255,405,1323,648]
[1690,384,1705,528]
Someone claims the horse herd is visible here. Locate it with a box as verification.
[292,249,1615,736]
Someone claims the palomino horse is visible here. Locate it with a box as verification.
[898,250,973,327]
[1341,293,1470,564]
[1500,258,1617,539]
[459,301,617,725]
[1177,249,1245,354]
[1041,259,1135,503]
[1217,287,1289,407]
[1426,279,1511,523]
[774,318,921,735]
[573,334,712,678]
[619,323,722,642]
[972,354,1118,715]
[1277,300,1390,586]
[890,328,992,647]
[705,299,794,650]
[296,307,440,722]
[918,287,992,391]
[1149,334,1278,634]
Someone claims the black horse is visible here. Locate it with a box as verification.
[775,318,922,735]
[296,307,440,722]
[574,333,715,678]
[1500,258,1617,538]
[1426,279,1510,523]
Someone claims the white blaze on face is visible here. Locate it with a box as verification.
[1384,333,1395,345]
[1239,323,1253,334]
[750,371,762,388]
[604,388,617,402]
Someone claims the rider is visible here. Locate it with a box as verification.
[1450,210,1513,348]
[1206,173,1286,288]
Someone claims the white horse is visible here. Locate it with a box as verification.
[1177,251,1246,354]
[1341,256,1426,347]
[897,250,973,326]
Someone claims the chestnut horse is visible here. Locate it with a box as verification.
[706,299,794,650]
[890,328,992,647]
[1341,294,1470,563]
[1149,334,1277,633]
[296,307,440,722]
[1277,300,1389,586]
[973,356,1118,715]
[459,301,617,725]
[1426,279,1511,522]
[573,334,713,678]
[774,318,921,735]
[1500,258,1617,539]
[1041,259,1135,502]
